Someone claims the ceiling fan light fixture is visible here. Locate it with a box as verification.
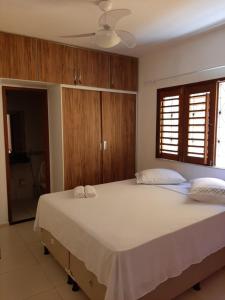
[98,0,113,12]
[95,29,121,48]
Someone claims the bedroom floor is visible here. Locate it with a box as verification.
[0,221,225,300]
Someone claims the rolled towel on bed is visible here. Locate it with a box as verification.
[85,185,97,198]
[74,186,85,198]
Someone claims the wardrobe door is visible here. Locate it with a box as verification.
[62,88,102,189]
[77,48,110,88]
[102,92,136,183]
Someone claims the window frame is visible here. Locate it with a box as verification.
[156,87,183,161]
[156,78,221,166]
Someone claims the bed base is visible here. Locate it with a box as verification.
[41,228,225,300]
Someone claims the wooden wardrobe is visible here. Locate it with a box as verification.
[62,88,136,189]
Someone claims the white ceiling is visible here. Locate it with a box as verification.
[1,0,225,57]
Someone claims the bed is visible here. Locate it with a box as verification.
[34,179,225,300]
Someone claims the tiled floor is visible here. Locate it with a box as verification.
[0,221,225,300]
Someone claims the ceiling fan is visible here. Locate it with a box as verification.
[61,0,136,49]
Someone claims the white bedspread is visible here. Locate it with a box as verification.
[34,180,225,300]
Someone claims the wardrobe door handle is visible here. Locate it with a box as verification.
[103,141,107,151]
[74,71,77,85]
[78,70,82,84]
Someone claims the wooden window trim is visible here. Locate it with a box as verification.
[156,87,182,161]
[182,81,217,166]
[156,78,219,166]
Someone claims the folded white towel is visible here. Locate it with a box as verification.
[74,186,85,198]
[85,185,97,198]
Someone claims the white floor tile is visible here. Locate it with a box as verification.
[40,256,67,286]
[0,265,53,300]
[0,243,38,274]
[0,225,26,253]
[15,221,40,244]
[25,289,62,300]
[27,240,53,264]
[56,283,89,300]
[1,221,225,300]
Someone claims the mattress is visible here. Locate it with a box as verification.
[34,179,225,300]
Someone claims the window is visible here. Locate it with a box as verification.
[156,88,181,160]
[216,81,225,168]
[156,80,218,166]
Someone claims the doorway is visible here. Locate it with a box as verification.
[2,87,50,224]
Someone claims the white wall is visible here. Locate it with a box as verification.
[138,26,225,180]
[48,86,64,192]
[0,86,9,224]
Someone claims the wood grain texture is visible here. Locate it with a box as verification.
[0,32,37,80]
[182,81,217,166]
[37,39,64,83]
[77,48,110,88]
[63,88,102,189]
[102,92,136,183]
[62,46,78,85]
[0,32,139,91]
[110,54,138,91]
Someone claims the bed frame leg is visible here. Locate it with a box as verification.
[72,281,80,292]
[43,246,50,255]
[193,282,201,291]
[67,275,74,285]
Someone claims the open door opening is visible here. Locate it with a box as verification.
[3,87,50,224]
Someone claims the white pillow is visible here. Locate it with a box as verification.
[135,168,186,185]
[189,178,225,204]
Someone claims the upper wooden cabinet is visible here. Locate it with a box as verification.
[37,39,64,83]
[76,48,110,88]
[0,32,138,91]
[0,32,37,80]
[62,46,78,85]
[110,54,138,91]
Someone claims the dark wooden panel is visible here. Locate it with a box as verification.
[0,32,37,80]
[37,39,64,83]
[102,92,136,183]
[62,46,78,85]
[110,54,138,91]
[77,48,110,88]
[63,88,102,189]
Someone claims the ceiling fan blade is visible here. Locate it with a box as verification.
[94,29,121,48]
[61,33,96,38]
[99,9,131,29]
[115,30,136,48]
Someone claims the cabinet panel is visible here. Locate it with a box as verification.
[37,39,64,83]
[63,88,102,189]
[110,54,138,91]
[102,92,136,183]
[0,32,37,80]
[77,48,110,88]
[62,46,77,85]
